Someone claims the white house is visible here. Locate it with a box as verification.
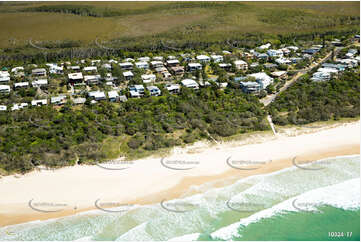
[211,55,223,63]
[0,85,10,94]
[196,55,211,63]
[166,59,180,67]
[247,72,274,89]
[84,75,101,85]
[181,79,199,89]
[234,60,248,70]
[259,43,271,50]
[188,63,202,71]
[275,58,291,65]
[147,85,161,96]
[267,49,283,58]
[11,66,24,74]
[11,103,28,111]
[88,91,106,101]
[14,82,29,89]
[108,90,120,102]
[153,56,164,61]
[0,75,10,83]
[129,85,145,97]
[135,61,149,70]
[123,71,134,80]
[31,99,47,106]
[32,79,48,88]
[83,66,97,73]
[51,95,67,105]
[138,57,151,62]
[141,74,156,83]
[151,61,164,68]
[68,72,83,84]
[119,62,134,70]
[32,68,47,77]
[165,83,181,94]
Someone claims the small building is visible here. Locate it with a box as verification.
[51,95,67,105]
[166,59,180,67]
[196,55,211,63]
[0,76,10,83]
[83,66,97,73]
[165,83,181,94]
[271,71,288,80]
[31,99,47,106]
[267,49,283,58]
[49,64,64,74]
[119,95,128,102]
[11,103,28,111]
[0,105,7,111]
[32,79,48,88]
[73,97,86,105]
[102,63,112,71]
[138,57,150,62]
[234,60,248,70]
[170,66,185,76]
[67,65,81,71]
[108,91,120,102]
[0,85,10,94]
[263,63,278,69]
[129,85,145,97]
[219,63,232,71]
[32,68,47,77]
[240,81,261,94]
[14,82,29,89]
[151,61,164,69]
[188,63,202,71]
[135,61,149,70]
[88,91,106,101]
[141,74,156,83]
[153,56,164,61]
[247,72,274,89]
[123,71,134,81]
[84,75,101,85]
[275,58,291,65]
[147,85,161,96]
[119,62,134,70]
[211,55,223,63]
[68,73,84,84]
[181,79,199,89]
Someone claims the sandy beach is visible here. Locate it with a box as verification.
[0,121,359,227]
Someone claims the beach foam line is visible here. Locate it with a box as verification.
[211,177,360,240]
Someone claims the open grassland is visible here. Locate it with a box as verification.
[0,1,359,50]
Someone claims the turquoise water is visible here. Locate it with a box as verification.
[0,155,359,241]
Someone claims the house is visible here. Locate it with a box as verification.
[135,61,149,70]
[240,81,261,94]
[73,97,86,105]
[181,79,199,89]
[151,61,164,68]
[123,71,134,80]
[102,63,112,71]
[11,66,24,74]
[311,72,331,82]
[129,85,145,97]
[234,60,248,70]
[141,74,156,83]
[0,85,10,94]
[138,57,150,62]
[168,55,176,60]
[83,66,97,73]
[165,83,181,94]
[108,91,120,102]
[84,75,101,85]
[119,62,134,70]
[218,82,228,89]
[88,91,106,101]
[0,76,10,83]
[256,53,269,60]
[11,103,28,111]
[219,63,232,71]
[267,49,283,58]
[147,85,161,96]
[31,99,47,106]
[153,56,164,61]
[47,64,64,74]
[68,73,84,84]
[211,55,223,63]
[170,66,184,76]
[51,95,67,105]
[259,43,271,50]
[290,57,303,64]
[0,105,7,111]
[91,59,101,65]
[302,48,319,55]
[129,90,141,98]
[188,63,202,71]
[67,65,81,71]
[196,55,211,63]
[166,59,180,67]
[32,68,47,77]
[14,82,29,89]
[275,58,291,65]
[247,72,274,89]
[271,71,288,80]
[263,63,278,69]
[119,95,128,102]
[32,79,48,88]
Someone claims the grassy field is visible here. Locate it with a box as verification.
[0,1,359,50]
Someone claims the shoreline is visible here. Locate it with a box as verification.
[0,121,359,227]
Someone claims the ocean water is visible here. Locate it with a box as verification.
[0,155,359,241]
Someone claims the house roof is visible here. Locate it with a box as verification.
[108,91,119,99]
[68,72,83,79]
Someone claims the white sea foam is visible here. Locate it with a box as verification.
[211,177,360,240]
